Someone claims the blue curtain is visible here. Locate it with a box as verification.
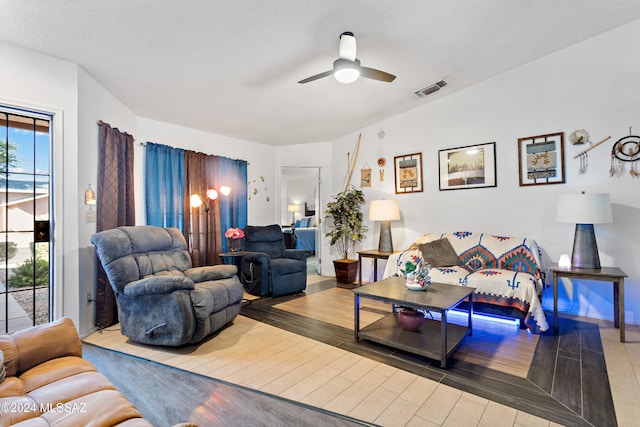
[219,156,248,251]
[145,142,185,232]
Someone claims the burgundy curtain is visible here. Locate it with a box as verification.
[184,150,222,267]
[96,121,135,328]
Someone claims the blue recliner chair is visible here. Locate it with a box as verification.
[240,224,310,297]
[91,225,244,346]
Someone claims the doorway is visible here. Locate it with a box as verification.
[280,166,322,275]
[0,107,52,333]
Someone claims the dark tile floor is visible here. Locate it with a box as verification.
[241,279,617,427]
[83,343,372,426]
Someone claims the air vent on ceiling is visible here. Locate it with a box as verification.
[414,80,447,98]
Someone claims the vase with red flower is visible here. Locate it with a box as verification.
[225,227,245,252]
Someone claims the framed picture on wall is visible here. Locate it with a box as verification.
[438,142,496,191]
[394,153,423,194]
[517,132,565,186]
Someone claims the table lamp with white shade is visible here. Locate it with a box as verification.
[287,204,300,225]
[556,192,612,269]
[369,199,401,253]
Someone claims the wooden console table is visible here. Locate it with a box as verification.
[357,249,398,286]
[550,265,627,342]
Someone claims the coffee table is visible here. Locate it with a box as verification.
[353,276,475,368]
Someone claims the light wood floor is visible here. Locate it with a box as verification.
[83,275,640,426]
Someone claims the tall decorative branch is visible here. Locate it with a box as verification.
[344,133,361,191]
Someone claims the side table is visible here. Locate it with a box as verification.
[550,265,628,342]
[357,249,398,286]
[219,251,249,275]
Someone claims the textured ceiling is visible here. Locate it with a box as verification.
[2,1,640,146]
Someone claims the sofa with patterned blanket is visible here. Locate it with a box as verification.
[383,231,549,333]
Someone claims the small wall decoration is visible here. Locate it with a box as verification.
[611,131,640,177]
[569,129,590,145]
[572,135,610,174]
[360,162,372,187]
[439,142,496,191]
[377,157,386,182]
[394,153,423,194]
[517,132,565,186]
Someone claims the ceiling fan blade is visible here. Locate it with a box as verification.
[360,66,396,82]
[339,32,356,61]
[297,70,333,84]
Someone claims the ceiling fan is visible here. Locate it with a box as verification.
[298,32,396,84]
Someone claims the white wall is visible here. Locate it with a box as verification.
[328,20,640,325]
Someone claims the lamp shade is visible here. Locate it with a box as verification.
[190,194,203,208]
[206,189,218,200]
[369,199,400,221]
[287,204,300,213]
[556,193,612,224]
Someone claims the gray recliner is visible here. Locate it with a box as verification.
[240,224,310,297]
[91,225,244,346]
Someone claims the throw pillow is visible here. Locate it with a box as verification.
[300,217,312,228]
[419,238,460,268]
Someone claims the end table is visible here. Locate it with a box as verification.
[357,249,398,286]
[550,265,627,342]
[219,251,249,274]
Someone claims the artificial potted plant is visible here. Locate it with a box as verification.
[325,185,367,285]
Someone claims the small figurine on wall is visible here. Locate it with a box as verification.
[377,157,386,182]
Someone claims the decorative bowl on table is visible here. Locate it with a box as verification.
[404,263,432,291]
[398,309,425,331]
[406,280,431,291]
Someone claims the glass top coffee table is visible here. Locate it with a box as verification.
[353,276,475,368]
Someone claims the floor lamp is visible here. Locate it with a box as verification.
[369,199,400,253]
[190,186,231,265]
[556,192,612,269]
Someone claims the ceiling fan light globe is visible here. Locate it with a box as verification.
[334,67,360,83]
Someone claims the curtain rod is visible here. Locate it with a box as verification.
[142,141,246,163]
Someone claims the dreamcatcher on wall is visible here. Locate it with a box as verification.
[610,130,640,177]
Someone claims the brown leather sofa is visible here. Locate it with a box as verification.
[0,317,156,426]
